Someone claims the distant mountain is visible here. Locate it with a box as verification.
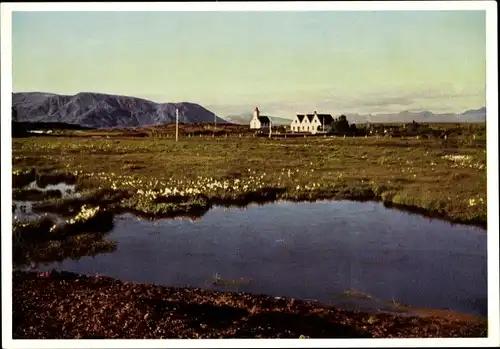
[223,113,292,126]
[456,107,487,122]
[12,92,230,129]
[225,107,486,125]
[346,107,486,124]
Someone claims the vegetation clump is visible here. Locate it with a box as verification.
[120,193,210,218]
[13,188,62,201]
[32,188,131,216]
[35,171,77,188]
[13,204,115,266]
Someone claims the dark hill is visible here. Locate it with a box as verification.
[12,92,229,129]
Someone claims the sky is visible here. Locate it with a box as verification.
[12,10,486,118]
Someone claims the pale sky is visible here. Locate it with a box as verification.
[12,10,486,118]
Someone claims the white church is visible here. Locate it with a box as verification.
[249,107,271,130]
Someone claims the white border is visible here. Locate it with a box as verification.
[1,1,497,12]
[1,2,498,348]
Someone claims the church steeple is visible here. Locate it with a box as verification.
[252,106,260,120]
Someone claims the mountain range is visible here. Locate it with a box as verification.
[12,92,485,129]
[12,92,229,129]
[345,107,486,124]
[225,107,486,125]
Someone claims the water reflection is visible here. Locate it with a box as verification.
[25,181,77,198]
[13,181,78,222]
[13,200,65,223]
[36,200,487,316]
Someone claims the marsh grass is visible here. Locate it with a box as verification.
[32,188,132,217]
[119,194,210,218]
[13,210,114,243]
[35,172,77,188]
[13,188,62,201]
[209,187,287,206]
[13,206,115,266]
[12,135,487,226]
[12,168,78,190]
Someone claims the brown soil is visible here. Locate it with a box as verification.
[12,270,487,339]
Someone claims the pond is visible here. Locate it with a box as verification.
[25,180,77,198]
[13,181,78,222]
[34,200,487,317]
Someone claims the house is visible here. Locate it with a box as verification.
[290,111,334,134]
[249,107,271,130]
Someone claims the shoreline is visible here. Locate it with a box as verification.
[13,270,487,339]
[127,195,488,230]
[13,169,488,231]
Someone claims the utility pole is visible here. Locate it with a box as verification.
[176,108,179,142]
[269,121,272,139]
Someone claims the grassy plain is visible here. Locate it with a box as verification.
[12,132,487,227]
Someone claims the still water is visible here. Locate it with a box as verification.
[38,200,487,316]
[13,182,77,222]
